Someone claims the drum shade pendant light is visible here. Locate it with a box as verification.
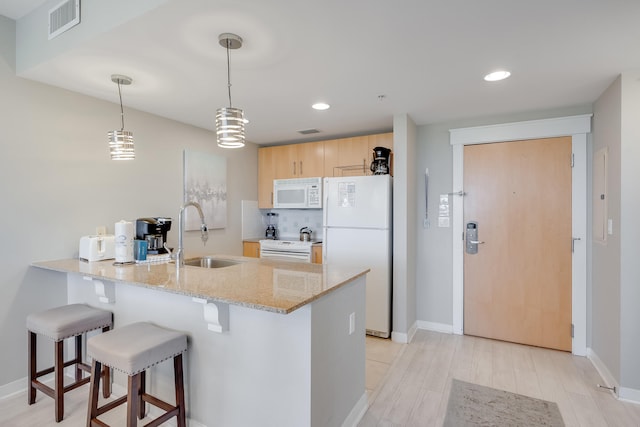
[216,33,245,148]
[108,74,135,160]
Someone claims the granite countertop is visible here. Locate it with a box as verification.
[31,256,367,314]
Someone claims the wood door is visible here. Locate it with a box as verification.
[273,145,297,179]
[463,137,572,351]
[297,141,324,177]
[258,147,277,208]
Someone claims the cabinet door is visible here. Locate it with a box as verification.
[243,241,260,258]
[297,141,324,177]
[327,136,370,176]
[323,139,340,177]
[273,145,298,179]
[312,245,323,264]
[258,147,277,208]
[367,132,393,152]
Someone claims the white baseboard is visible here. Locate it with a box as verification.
[416,320,454,334]
[391,321,418,343]
[341,392,368,427]
[0,377,27,400]
[618,387,640,404]
[586,348,619,398]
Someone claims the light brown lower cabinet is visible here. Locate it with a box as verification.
[312,245,322,264]
[243,241,260,258]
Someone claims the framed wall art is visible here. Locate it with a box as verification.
[183,150,227,230]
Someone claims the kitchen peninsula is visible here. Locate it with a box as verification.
[32,256,369,427]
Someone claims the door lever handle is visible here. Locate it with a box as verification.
[469,240,485,245]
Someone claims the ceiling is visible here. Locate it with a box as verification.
[3,0,640,145]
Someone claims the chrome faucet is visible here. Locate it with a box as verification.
[175,201,208,272]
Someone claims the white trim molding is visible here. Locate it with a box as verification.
[391,321,418,343]
[417,320,454,334]
[449,114,592,356]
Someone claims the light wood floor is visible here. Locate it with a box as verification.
[361,330,640,426]
[2,330,639,426]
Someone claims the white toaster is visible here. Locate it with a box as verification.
[79,235,116,262]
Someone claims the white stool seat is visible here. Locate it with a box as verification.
[27,303,113,341]
[87,322,187,375]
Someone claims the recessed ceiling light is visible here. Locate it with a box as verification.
[484,70,511,82]
[312,102,330,110]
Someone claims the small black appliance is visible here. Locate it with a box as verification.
[370,146,391,175]
[136,217,172,254]
[265,212,278,240]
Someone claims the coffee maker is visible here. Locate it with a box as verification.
[370,146,391,175]
[136,217,172,254]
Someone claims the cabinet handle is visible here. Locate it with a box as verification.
[300,161,303,176]
[271,192,273,205]
[293,161,296,175]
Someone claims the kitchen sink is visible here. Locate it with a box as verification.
[183,256,241,268]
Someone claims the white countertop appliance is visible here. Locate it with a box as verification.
[79,235,116,262]
[323,175,392,338]
[259,239,314,262]
[273,177,322,209]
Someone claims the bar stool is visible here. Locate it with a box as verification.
[27,303,113,422]
[86,322,187,427]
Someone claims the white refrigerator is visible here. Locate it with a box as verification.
[323,175,392,338]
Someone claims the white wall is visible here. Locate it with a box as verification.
[591,77,622,383]
[392,114,417,341]
[619,71,640,395]
[0,15,258,389]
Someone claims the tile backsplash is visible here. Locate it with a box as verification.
[263,209,323,241]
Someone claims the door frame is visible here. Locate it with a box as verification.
[449,114,592,355]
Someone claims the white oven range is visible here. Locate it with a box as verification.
[259,239,314,262]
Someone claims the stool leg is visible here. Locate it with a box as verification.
[86,359,102,427]
[174,354,186,427]
[75,335,83,382]
[138,370,146,419]
[127,373,141,427]
[28,331,36,405]
[54,340,64,422]
[101,326,111,399]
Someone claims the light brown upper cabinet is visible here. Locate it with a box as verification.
[258,146,278,208]
[272,142,324,179]
[258,141,325,208]
[324,133,393,177]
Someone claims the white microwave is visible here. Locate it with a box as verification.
[273,177,323,209]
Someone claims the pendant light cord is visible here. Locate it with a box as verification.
[117,80,125,131]
[226,39,233,108]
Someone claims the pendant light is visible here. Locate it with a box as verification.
[108,74,135,160]
[216,33,245,148]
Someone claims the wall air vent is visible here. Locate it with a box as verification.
[298,129,320,135]
[48,0,80,40]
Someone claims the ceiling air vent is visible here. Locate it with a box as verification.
[48,0,80,40]
[298,129,321,135]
